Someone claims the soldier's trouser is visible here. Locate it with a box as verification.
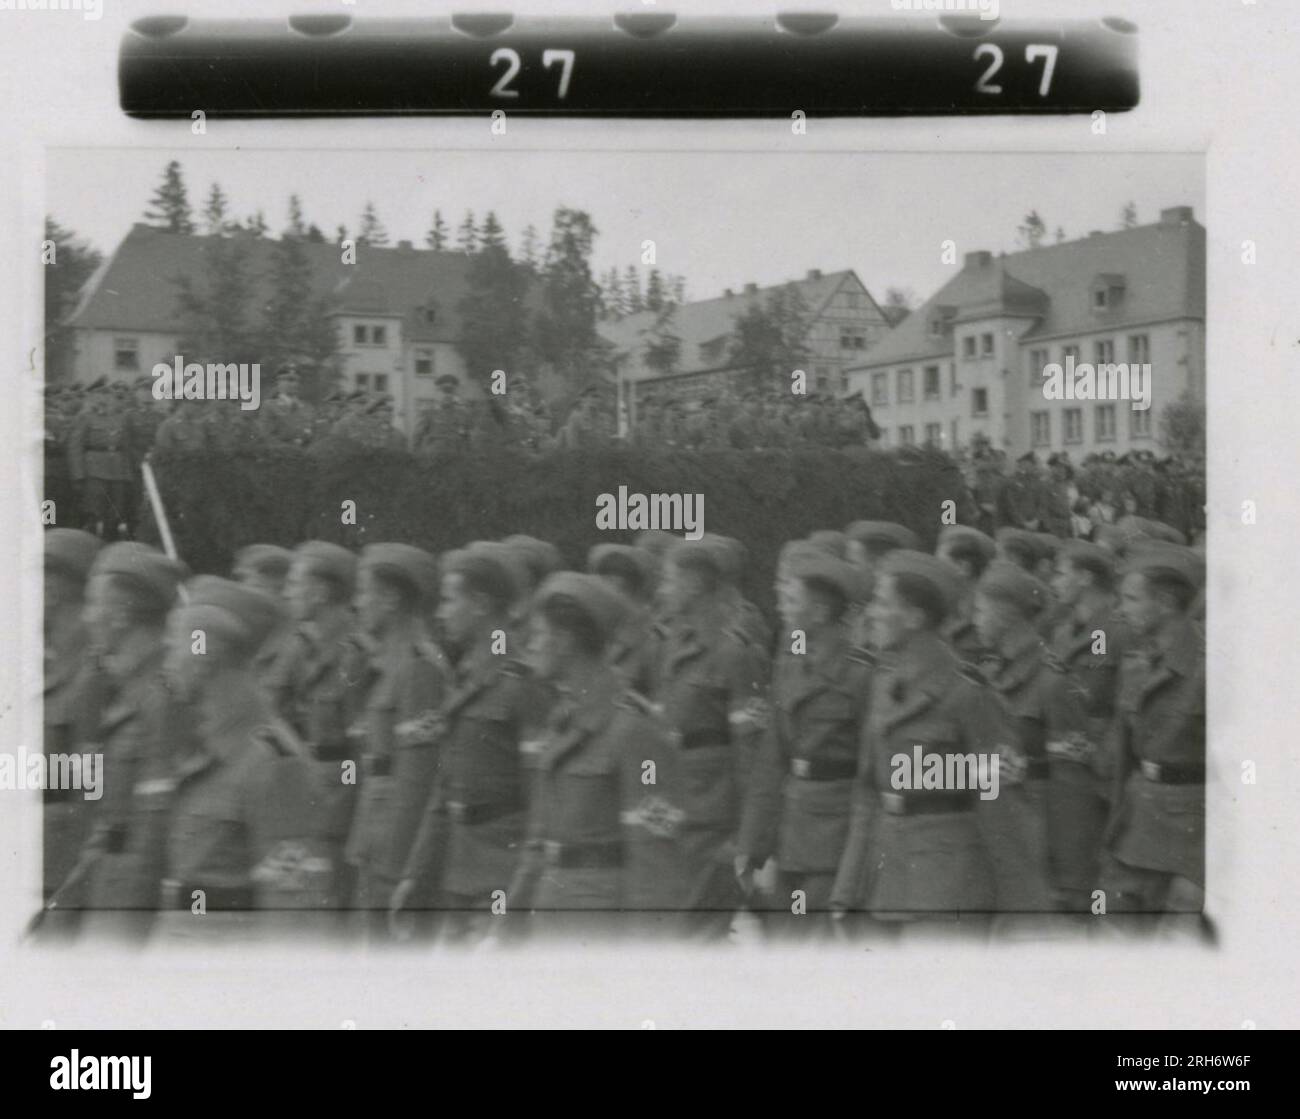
[82,479,131,536]
[1045,758,1109,911]
[1099,855,1205,915]
[976,777,1054,912]
[680,843,746,941]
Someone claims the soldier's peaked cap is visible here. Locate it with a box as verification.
[503,535,564,584]
[977,560,1050,616]
[587,543,656,593]
[443,542,519,607]
[234,544,293,579]
[633,529,680,560]
[360,543,440,604]
[996,526,1052,563]
[182,575,286,654]
[938,525,996,561]
[44,529,103,583]
[1117,515,1186,546]
[294,541,358,590]
[1122,543,1205,590]
[89,543,184,608]
[788,551,869,604]
[806,529,849,560]
[846,520,920,552]
[1060,539,1116,580]
[534,572,628,644]
[668,537,727,579]
[878,549,960,613]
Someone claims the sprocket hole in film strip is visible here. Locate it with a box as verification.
[118,10,1139,118]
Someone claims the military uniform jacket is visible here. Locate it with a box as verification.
[521,669,689,911]
[259,396,317,446]
[978,629,1052,767]
[267,617,367,760]
[164,712,322,907]
[81,646,173,911]
[832,632,1008,913]
[738,627,871,872]
[1044,605,1124,772]
[1106,615,1206,884]
[344,632,450,881]
[608,608,661,699]
[402,643,543,897]
[67,406,133,482]
[656,611,769,844]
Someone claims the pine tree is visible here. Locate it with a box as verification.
[622,265,643,313]
[143,160,194,233]
[645,268,666,313]
[642,302,681,378]
[335,225,349,246]
[305,224,326,243]
[727,283,812,394]
[600,268,623,319]
[202,183,230,236]
[259,228,338,400]
[456,210,478,253]
[1120,201,1138,229]
[519,224,541,270]
[669,275,686,305]
[174,234,256,365]
[245,211,268,238]
[425,209,449,250]
[456,222,529,390]
[479,210,507,251]
[357,201,389,246]
[43,217,102,380]
[1016,210,1047,249]
[531,208,602,382]
[287,194,308,238]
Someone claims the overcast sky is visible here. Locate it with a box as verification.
[46,149,1203,305]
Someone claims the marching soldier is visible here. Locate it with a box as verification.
[831,551,1007,932]
[413,374,466,454]
[1100,545,1206,919]
[1043,541,1125,911]
[266,541,367,912]
[935,524,996,663]
[737,551,871,935]
[588,544,661,697]
[344,544,449,939]
[656,537,768,938]
[41,529,105,936]
[67,377,135,540]
[845,521,920,650]
[393,543,540,942]
[156,577,325,942]
[510,573,688,938]
[970,561,1056,917]
[73,543,184,941]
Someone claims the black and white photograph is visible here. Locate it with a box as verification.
[0,0,1296,1050]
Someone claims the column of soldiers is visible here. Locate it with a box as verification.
[39,493,1206,943]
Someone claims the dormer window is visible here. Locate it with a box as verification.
[1090,273,1126,313]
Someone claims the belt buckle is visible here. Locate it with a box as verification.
[881,791,905,815]
[791,758,812,778]
[1140,760,1161,781]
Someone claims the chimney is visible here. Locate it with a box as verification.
[397,239,413,251]
[744,282,758,294]
[806,268,822,281]
[964,250,992,269]
[1159,205,1194,226]
[724,288,734,298]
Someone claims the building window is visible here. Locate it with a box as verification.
[872,372,889,407]
[425,307,437,325]
[414,348,434,377]
[980,332,994,357]
[898,368,915,403]
[373,374,389,394]
[353,325,367,346]
[1064,407,1083,444]
[949,363,958,396]
[1127,333,1150,364]
[923,365,940,401]
[899,425,915,446]
[950,419,959,448]
[1031,411,1051,447]
[1095,338,1115,366]
[353,323,388,347]
[815,367,829,393]
[1094,288,1108,309]
[1029,348,1049,386]
[1131,408,1152,439]
[355,373,371,391]
[962,336,976,360]
[972,387,989,417]
[113,337,139,371]
[1062,344,1080,367]
[840,329,866,350]
[372,325,387,346]
[1095,403,1117,442]
[924,422,942,447]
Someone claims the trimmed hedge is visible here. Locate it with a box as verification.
[144,446,971,612]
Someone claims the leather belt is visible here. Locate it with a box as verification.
[539,839,623,870]
[879,790,976,816]
[789,757,856,781]
[446,800,521,826]
[1139,760,1205,785]
[681,727,731,751]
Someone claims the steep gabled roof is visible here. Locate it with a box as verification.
[850,210,1205,370]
